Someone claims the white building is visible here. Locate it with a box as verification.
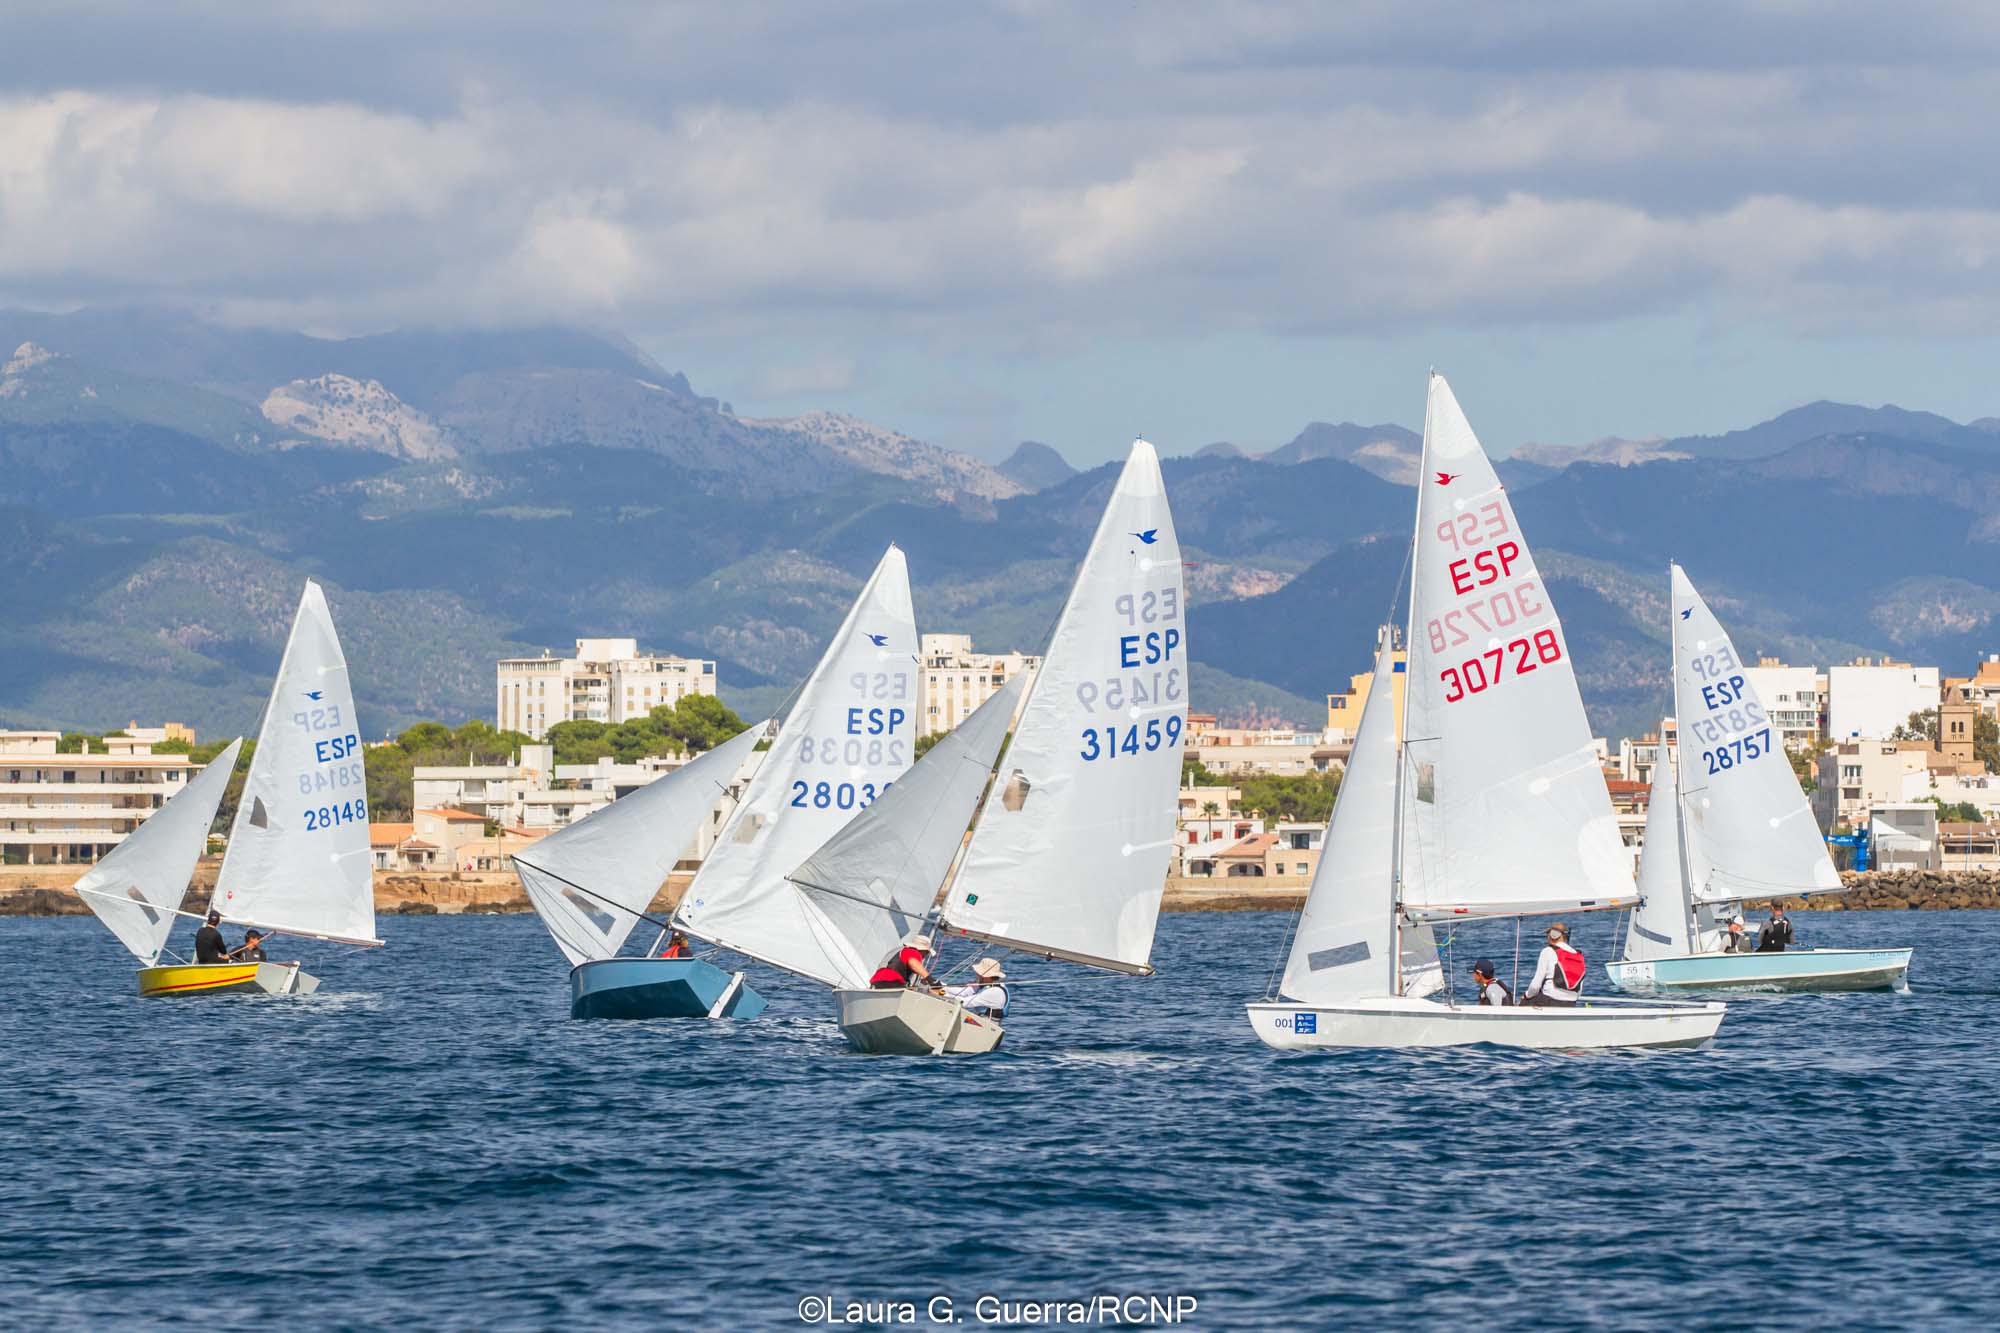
[0,729,203,866]
[1826,660,1939,743]
[919,634,1039,735]
[1740,660,1825,752]
[1813,740,1936,829]
[497,638,717,740]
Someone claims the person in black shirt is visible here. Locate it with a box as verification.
[193,910,230,964]
[238,928,269,962]
[1757,903,1795,953]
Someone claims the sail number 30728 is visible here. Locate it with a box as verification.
[1440,630,1563,703]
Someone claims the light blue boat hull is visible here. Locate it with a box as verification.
[569,958,768,1020]
[1605,947,1912,994]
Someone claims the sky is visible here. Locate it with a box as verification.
[6,1,2000,462]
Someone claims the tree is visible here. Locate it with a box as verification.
[914,731,947,760]
[1182,755,1227,787]
[1235,771,1343,824]
[1200,800,1221,818]
[1892,707,2000,772]
[1926,797,1984,822]
[1788,738,1827,794]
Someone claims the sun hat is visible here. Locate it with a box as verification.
[971,957,1006,981]
[906,933,933,951]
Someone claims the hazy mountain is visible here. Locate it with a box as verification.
[996,440,1078,491]
[0,342,271,446]
[261,374,458,460]
[1264,421,1423,482]
[746,410,1023,503]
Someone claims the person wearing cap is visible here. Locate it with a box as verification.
[1718,915,1751,954]
[235,928,269,963]
[1756,903,1795,953]
[194,910,230,964]
[658,930,693,960]
[943,958,1009,1019]
[1521,922,1586,1007]
[1470,959,1512,1007]
[868,934,936,990]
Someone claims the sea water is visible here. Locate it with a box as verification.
[2,909,1995,1329]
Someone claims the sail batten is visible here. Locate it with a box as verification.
[939,440,1185,972]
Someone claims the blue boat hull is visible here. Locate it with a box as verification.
[569,958,768,1020]
[1605,947,1912,994]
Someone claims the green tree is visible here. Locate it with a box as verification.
[1235,771,1343,823]
[1182,755,1227,787]
[1926,797,1984,822]
[914,731,948,760]
[396,721,455,754]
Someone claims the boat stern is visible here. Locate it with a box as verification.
[138,962,310,997]
[569,957,767,1020]
[836,987,1002,1055]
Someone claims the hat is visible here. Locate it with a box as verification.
[1546,921,1569,940]
[206,910,222,924]
[1728,914,1745,927]
[906,933,933,951]
[245,927,264,939]
[1471,959,1496,980]
[971,957,1006,981]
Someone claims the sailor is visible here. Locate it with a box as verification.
[1521,922,1586,1007]
[1757,903,1795,953]
[943,958,1009,1018]
[1719,915,1751,953]
[868,933,935,989]
[658,930,693,960]
[1470,958,1512,1006]
[193,910,230,964]
[235,928,269,962]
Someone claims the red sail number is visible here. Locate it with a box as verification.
[1441,629,1563,703]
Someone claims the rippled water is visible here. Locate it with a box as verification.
[3,908,1995,1330]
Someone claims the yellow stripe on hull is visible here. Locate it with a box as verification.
[137,962,302,997]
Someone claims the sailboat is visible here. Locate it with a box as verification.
[1604,565,1913,993]
[660,544,922,1005]
[515,724,769,1019]
[1247,375,1725,1049]
[136,580,383,995]
[829,439,1187,1054]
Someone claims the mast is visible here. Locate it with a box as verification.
[1668,564,1701,952]
[1388,375,1433,997]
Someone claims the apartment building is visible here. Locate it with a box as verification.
[1826,659,1939,742]
[0,728,201,866]
[1740,659,1826,752]
[496,638,717,740]
[1325,641,1407,744]
[1813,740,1936,829]
[919,634,1038,734]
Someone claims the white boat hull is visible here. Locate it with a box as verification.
[835,987,1004,1055]
[1246,993,1725,1051]
[1605,947,1912,994]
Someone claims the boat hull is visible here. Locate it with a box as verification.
[1245,993,1725,1051]
[138,962,318,997]
[1605,947,1912,994]
[568,957,767,1020]
[835,987,1004,1055]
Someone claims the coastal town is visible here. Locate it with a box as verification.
[8,633,1999,915]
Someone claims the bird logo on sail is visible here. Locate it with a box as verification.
[1435,471,1459,486]
[1131,529,1159,544]
[866,633,888,647]
[305,690,324,700]
[1679,609,1692,620]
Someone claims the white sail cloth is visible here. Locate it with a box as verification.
[942,440,1185,974]
[1281,636,1438,1003]
[674,545,920,987]
[1671,564,1842,904]
[212,581,380,946]
[790,673,1028,979]
[78,738,242,965]
[1625,756,1694,961]
[514,725,765,967]
[1398,375,1634,922]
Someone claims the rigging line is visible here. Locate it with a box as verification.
[512,855,680,940]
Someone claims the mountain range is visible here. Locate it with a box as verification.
[2,306,1996,746]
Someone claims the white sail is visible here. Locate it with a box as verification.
[212,581,380,946]
[513,725,765,967]
[941,440,1185,974]
[789,673,1027,981]
[77,738,242,965]
[1398,375,1634,922]
[674,545,920,986]
[1624,755,1694,961]
[1281,635,1438,1002]
[1671,564,1842,903]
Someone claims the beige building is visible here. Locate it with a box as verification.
[1814,740,1935,829]
[1325,639,1407,743]
[919,634,1038,735]
[1940,820,2000,871]
[497,637,716,740]
[1945,656,2000,718]
[0,727,203,865]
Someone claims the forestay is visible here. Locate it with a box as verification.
[1624,756,1694,961]
[213,581,380,946]
[1671,564,1842,904]
[1398,375,1634,922]
[78,738,242,966]
[515,725,765,967]
[1281,636,1438,1003]
[941,440,1184,974]
[674,545,920,987]
[790,673,1027,982]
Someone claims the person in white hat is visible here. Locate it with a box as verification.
[868,933,936,990]
[943,957,1009,1020]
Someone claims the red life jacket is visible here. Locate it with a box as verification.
[869,946,923,988]
[1553,943,1586,993]
[659,942,690,959]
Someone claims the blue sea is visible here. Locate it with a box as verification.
[3,908,1995,1330]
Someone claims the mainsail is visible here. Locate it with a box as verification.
[212,580,380,946]
[674,545,920,986]
[789,673,1027,982]
[514,725,766,967]
[1398,375,1634,921]
[941,439,1184,974]
[77,738,242,966]
[1624,755,1694,961]
[1671,564,1842,904]
[1281,635,1439,1002]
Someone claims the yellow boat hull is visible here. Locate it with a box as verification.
[137,962,318,997]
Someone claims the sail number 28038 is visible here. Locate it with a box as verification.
[1440,630,1563,703]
